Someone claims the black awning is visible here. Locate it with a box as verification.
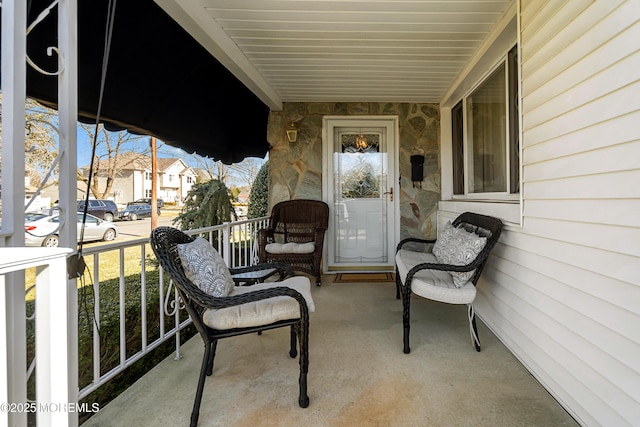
[20,0,270,164]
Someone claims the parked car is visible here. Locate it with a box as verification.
[118,204,160,221]
[128,198,164,208]
[77,199,119,222]
[24,212,118,247]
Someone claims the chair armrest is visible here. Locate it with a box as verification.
[313,227,327,244]
[257,228,275,244]
[403,249,491,282]
[229,262,294,280]
[396,237,436,253]
[257,228,275,262]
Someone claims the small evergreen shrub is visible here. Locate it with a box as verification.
[173,179,236,230]
[248,161,269,218]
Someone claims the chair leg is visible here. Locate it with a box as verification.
[395,267,401,300]
[206,340,217,376]
[289,326,298,358]
[297,320,310,408]
[402,284,411,354]
[468,304,481,352]
[191,342,211,427]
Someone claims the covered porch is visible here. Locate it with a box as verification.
[82,276,576,427]
[2,1,639,426]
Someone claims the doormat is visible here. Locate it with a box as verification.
[333,272,395,283]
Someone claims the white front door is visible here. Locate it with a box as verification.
[323,116,398,272]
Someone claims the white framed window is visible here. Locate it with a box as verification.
[144,189,152,197]
[168,174,175,182]
[144,171,152,180]
[452,45,519,197]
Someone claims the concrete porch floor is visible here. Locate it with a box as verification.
[83,275,578,427]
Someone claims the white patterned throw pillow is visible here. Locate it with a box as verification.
[176,237,235,297]
[433,221,487,288]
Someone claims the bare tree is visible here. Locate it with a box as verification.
[229,157,262,188]
[187,154,264,187]
[77,124,148,199]
[211,161,232,185]
[184,152,231,184]
[155,142,265,187]
[24,98,59,184]
[1,95,152,202]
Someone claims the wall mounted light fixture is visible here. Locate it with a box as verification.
[410,147,425,188]
[286,122,298,143]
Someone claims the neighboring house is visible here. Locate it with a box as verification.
[155,157,197,204]
[24,176,51,212]
[80,154,197,205]
[236,189,249,204]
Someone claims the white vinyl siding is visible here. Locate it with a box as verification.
[452,1,640,426]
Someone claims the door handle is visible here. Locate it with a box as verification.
[384,187,393,202]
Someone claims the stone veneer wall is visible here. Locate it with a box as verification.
[266,102,440,240]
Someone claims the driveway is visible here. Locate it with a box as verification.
[114,210,178,241]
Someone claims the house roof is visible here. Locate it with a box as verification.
[156,157,185,173]
[114,153,151,171]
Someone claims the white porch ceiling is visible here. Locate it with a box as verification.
[155,0,514,110]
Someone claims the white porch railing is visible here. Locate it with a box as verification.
[1,217,268,426]
[77,217,268,400]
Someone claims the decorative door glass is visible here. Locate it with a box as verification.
[333,129,388,264]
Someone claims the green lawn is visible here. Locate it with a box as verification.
[25,244,153,300]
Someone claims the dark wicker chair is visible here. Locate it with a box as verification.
[150,226,313,427]
[395,212,503,353]
[257,199,329,285]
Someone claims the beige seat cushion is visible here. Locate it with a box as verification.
[202,276,315,330]
[396,249,476,304]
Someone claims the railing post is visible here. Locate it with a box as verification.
[0,248,73,427]
[35,252,76,427]
[222,222,231,266]
[57,2,80,425]
[0,270,25,427]
[173,284,182,361]
[1,1,28,424]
